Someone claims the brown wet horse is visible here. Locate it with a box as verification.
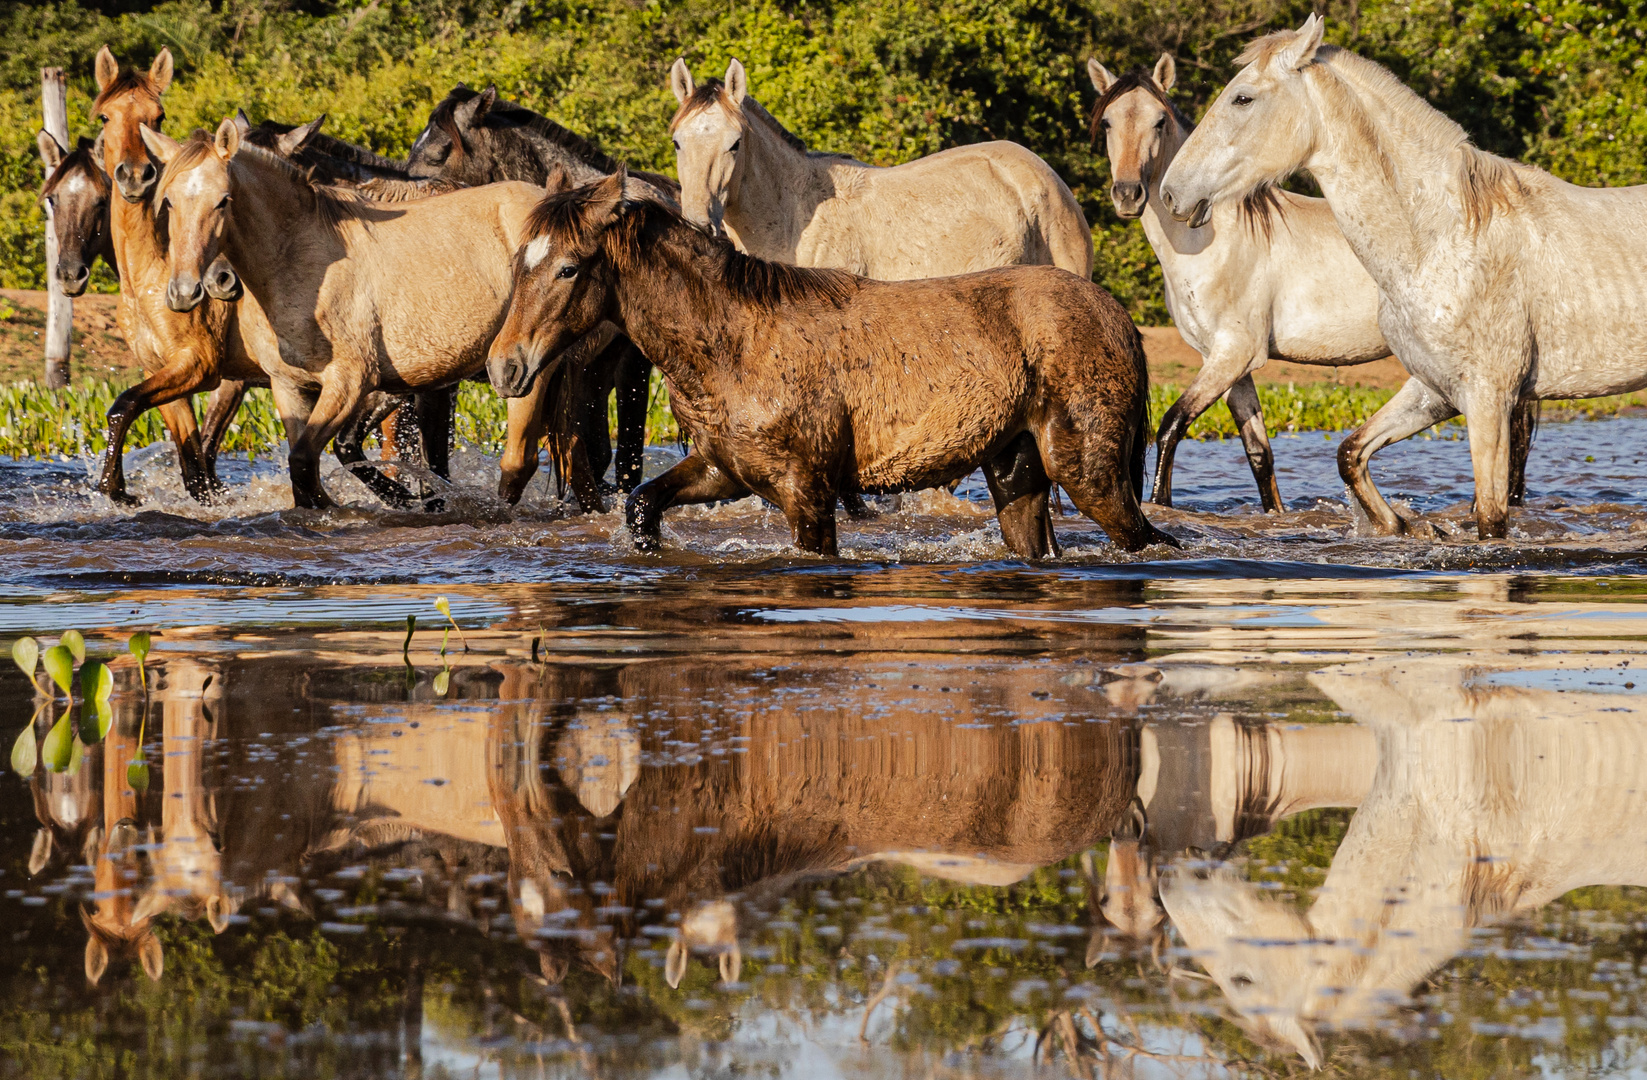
[145,118,559,510]
[488,171,1176,557]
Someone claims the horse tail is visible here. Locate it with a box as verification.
[1129,334,1150,503]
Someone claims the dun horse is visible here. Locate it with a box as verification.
[1159,16,1647,539]
[1087,55,1534,512]
[489,171,1175,556]
[144,118,555,510]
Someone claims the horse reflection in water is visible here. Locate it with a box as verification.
[1162,655,1647,1068]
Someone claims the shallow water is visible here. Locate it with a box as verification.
[5,419,1647,1077]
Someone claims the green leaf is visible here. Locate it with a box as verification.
[79,695,112,744]
[80,660,112,705]
[66,737,84,777]
[42,646,74,696]
[11,724,36,776]
[433,668,450,697]
[11,637,37,679]
[128,632,151,662]
[127,758,149,792]
[42,715,73,772]
[60,630,85,665]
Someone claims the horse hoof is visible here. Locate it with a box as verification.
[103,489,140,507]
[632,533,663,554]
[422,497,448,514]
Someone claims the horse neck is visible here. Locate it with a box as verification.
[223,153,323,303]
[1140,116,1203,255]
[1300,58,1465,282]
[725,100,824,258]
[608,223,746,398]
[517,125,610,187]
[109,192,165,284]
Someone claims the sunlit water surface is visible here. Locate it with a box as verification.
[4,420,1647,1078]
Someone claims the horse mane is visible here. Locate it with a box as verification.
[1276,41,1529,232]
[92,68,158,113]
[524,182,859,311]
[671,79,856,162]
[39,138,106,200]
[433,86,620,173]
[157,132,386,234]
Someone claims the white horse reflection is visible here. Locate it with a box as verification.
[1163,654,1647,1067]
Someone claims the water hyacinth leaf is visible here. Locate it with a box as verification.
[60,630,85,665]
[79,695,112,744]
[127,758,149,793]
[42,646,73,696]
[42,715,73,772]
[66,736,84,777]
[433,668,450,697]
[81,660,112,704]
[11,637,37,679]
[11,724,35,776]
[128,632,150,662]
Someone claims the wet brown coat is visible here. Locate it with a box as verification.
[491,173,1174,556]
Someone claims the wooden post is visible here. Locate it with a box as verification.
[41,67,70,389]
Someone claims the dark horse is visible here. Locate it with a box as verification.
[404,85,665,496]
[489,171,1176,557]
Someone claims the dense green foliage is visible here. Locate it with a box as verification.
[2,0,1646,313]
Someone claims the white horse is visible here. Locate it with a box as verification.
[1086,54,1512,513]
[666,58,1093,281]
[1160,15,1647,539]
[1163,653,1647,1068]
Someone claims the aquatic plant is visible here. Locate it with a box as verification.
[9,631,152,780]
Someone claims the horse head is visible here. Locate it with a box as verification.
[92,45,172,203]
[666,58,749,239]
[405,84,500,184]
[37,133,113,296]
[1087,55,1186,220]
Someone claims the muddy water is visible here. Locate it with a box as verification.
[3,421,1647,1077]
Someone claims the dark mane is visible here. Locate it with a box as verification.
[433,86,620,173]
[156,132,388,234]
[525,184,859,311]
[39,138,105,200]
[92,69,158,112]
[1088,70,1194,146]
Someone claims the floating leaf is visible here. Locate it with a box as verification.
[81,660,112,704]
[66,736,84,777]
[60,630,85,665]
[42,714,73,772]
[127,632,151,662]
[79,695,112,744]
[12,637,38,680]
[127,757,149,792]
[42,646,74,696]
[433,668,450,697]
[11,724,36,776]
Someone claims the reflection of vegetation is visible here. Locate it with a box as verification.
[9,632,143,779]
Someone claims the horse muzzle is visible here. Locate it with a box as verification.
[166,275,207,313]
[1110,180,1147,220]
[202,260,242,302]
[55,259,90,298]
[112,160,157,203]
[487,344,546,399]
[1160,185,1212,229]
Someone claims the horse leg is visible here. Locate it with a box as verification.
[613,342,651,493]
[1039,404,1175,552]
[286,368,370,512]
[625,454,748,553]
[499,378,550,505]
[779,471,840,556]
[413,388,453,480]
[97,355,216,506]
[155,396,221,504]
[1508,397,1537,507]
[268,379,327,509]
[1464,393,1516,540]
[575,345,617,491]
[335,393,421,509]
[198,380,248,484]
[1336,376,1457,535]
[982,430,1058,559]
[1151,352,1251,508]
[1225,374,1283,513]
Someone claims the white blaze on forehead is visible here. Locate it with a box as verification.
[180,167,213,199]
[677,107,737,142]
[523,235,553,270]
[519,878,546,919]
[62,174,92,197]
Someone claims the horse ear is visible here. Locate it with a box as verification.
[233,109,252,135]
[138,931,164,982]
[213,116,242,160]
[1277,13,1326,72]
[36,131,65,172]
[276,115,324,157]
[473,85,499,122]
[1085,929,1107,969]
[28,827,52,875]
[206,894,231,934]
[724,58,748,105]
[664,939,688,989]
[94,46,117,93]
[1153,53,1177,92]
[718,943,742,986]
[582,167,627,229]
[1271,1015,1323,1070]
[1087,58,1116,93]
[149,47,173,95]
[84,933,109,986]
[669,57,695,104]
[545,163,571,193]
[539,951,568,985]
[139,124,181,165]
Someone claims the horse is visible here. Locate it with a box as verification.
[1087,54,1537,513]
[668,59,1093,281]
[404,84,672,498]
[1163,652,1647,1068]
[145,118,561,510]
[488,171,1174,557]
[1157,16,1647,540]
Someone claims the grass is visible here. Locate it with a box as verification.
[0,374,1642,462]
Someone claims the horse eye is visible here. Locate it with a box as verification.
[215,194,229,210]
[1155,116,1167,130]
[556,264,577,280]
[1233,93,1254,107]
[1231,974,1254,988]
[672,139,681,151]
[729,138,740,153]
